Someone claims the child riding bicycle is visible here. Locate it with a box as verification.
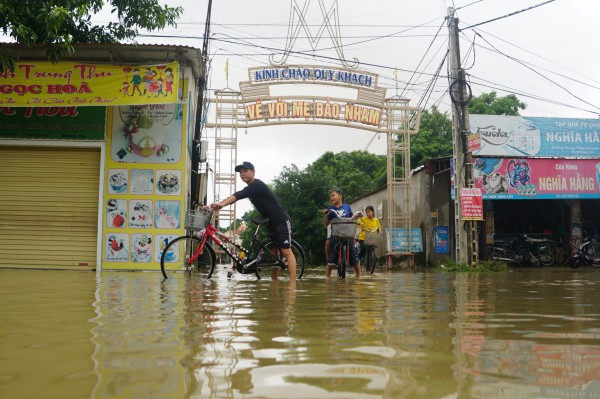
[323,189,362,278]
[357,205,382,260]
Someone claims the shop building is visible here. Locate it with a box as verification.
[350,114,600,267]
[468,115,600,256]
[0,44,204,271]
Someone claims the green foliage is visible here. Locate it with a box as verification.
[410,106,453,168]
[468,91,526,116]
[267,151,386,264]
[407,92,528,169]
[0,0,183,69]
[434,259,510,272]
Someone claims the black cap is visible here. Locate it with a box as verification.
[235,161,255,172]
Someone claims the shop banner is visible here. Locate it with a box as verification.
[385,228,423,253]
[102,104,187,271]
[434,226,449,254]
[461,188,483,220]
[473,157,600,199]
[469,115,600,158]
[0,62,179,107]
[0,106,105,140]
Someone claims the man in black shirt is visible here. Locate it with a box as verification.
[210,161,297,280]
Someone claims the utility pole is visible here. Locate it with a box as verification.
[448,7,477,265]
[191,0,213,206]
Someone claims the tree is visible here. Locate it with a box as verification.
[468,91,526,116]
[408,91,528,168]
[0,0,182,71]
[410,106,453,168]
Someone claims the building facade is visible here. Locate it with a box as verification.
[0,44,204,271]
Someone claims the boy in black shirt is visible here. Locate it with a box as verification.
[210,161,297,281]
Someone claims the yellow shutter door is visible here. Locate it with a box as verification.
[0,146,100,270]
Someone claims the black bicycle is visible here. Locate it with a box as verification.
[361,242,380,274]
[330,217,359,278]
[357,221,383,274]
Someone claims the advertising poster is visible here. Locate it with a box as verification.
[434,226,449,254]
[461,188,483,220]
[385,228,423,253]
[473,158,600,199]
[469,115,600,158]
[1,61,179,107]
[105,234,129,262]
[111,104,183,164]
[102,105,188,270]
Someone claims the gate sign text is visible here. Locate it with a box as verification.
[249,66,378,89]
[245,98,381,127]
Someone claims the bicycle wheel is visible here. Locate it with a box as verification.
[253,239,305,280]
[337,240,347,278]
[160,235,216,279]
[365,246,377,274]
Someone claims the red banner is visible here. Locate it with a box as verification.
[461,188,483,220]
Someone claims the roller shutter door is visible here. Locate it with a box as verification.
[0,146,100,269]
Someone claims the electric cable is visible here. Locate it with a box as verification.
[460,0,556,31]
[474,32,600,113]
[400,19,446,98]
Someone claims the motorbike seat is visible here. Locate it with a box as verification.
[525,236,551,243]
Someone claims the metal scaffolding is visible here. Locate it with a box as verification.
[384,97,421,266]
[213,89,243,230]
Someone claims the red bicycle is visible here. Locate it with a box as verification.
[160,208,305,279]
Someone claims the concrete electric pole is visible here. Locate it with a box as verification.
[448,7,478,265]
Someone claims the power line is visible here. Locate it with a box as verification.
[467,74,600,115]
[474,32,600,113]
[400,19,447,98]
[460,0,556,31]
[467,28,600,89]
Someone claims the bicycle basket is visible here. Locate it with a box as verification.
[364,231,383,247]
[184,209,213,230]
[331,218,357,239]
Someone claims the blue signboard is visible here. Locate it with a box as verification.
[434,226,449,254]
[385,228,423,253]
[469,115,600,158]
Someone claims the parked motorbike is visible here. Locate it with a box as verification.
[524,235,556,266]
[570,235,600,268]
[485,234,556,266]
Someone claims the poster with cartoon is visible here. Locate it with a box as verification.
[3,61,179,107]
[105,233,129,262]
[156,170,182,195]
[155,201,181,229]
[154,234,179,263]
[131,234,152,263]
[111,104,183,164]
[102,102,187,271]
[130,169,154,194]
[473,158,600,199]
[106,199,127,228]
[128,200,153,228]
[107,169,128,194]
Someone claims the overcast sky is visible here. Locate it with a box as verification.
[14,0,600,217]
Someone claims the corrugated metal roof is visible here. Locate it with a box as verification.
[0,43,204,78]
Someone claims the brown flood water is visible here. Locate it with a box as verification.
[1,267,600,399]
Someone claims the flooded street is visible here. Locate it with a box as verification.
[1,267,600,399]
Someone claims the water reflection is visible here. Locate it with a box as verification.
[1,268,600,398]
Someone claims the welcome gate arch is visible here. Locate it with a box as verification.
[207,64,422,263]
